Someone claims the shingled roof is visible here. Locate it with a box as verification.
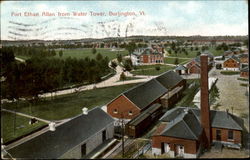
[123,79,167,110]
[160,107,243,133]
[155,70,184,90]
[7,107,114,159]
[241,66,249,72]
[175,64,187,71]
[160,108,203,140]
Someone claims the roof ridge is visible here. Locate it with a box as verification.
[182,116,198,139]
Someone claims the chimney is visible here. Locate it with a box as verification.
[200,54,211,149]
[82,107,88,115]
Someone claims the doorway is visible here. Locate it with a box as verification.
[216,129,221,141]
[81,143,86,157]
[102,130,106,142]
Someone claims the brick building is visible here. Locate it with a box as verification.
[186,51,214,74]
[107,71,186,120]
[151,54,244,158]
[240,67,249,78]
[131,47,164,66]
[223,55,240,71]
[4,108,115,159]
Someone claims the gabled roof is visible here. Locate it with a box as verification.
[202,51,214,58]
[241,66,249,72]
[7,107,114,159]
[159,107,243,133]
[123,79,167,110]
[155,70,184,90]
[160,109,203,140]
[175,64,187,71]
[225,55,240,62]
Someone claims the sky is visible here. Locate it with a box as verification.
[1,0,248,40]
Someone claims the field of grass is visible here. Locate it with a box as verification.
[55,48,129,60]
[1,83,140,143]
[166,47,224,58]
[131,65,174,76]
[164,57,190,64]
[1,112,47,144]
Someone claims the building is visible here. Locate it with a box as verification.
[174,64,188,75]
[107,71,185,120]
[186,51,214,74]
[131,47,164,66]
[223,55,240,71]
[240,67,249,78]
[4,107,114,159]
[151,54,244,158]
[152,107,244,158]
[239,53,249,69]
[125,103,163,138]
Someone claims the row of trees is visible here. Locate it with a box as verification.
[1,47,110,100]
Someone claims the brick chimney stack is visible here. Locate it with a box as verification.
[200,54,211,149]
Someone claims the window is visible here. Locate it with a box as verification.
[228,130,234,140]
[128,110,133,115]
[113,109,118,114]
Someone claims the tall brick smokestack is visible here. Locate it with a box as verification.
[200,54,211,149]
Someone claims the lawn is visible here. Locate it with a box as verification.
[164,57,190,64]
[131,65,174,76]
[1,83,140,143]
[166,47,224,58]
[1,112,47,144]
[55,48,129,60]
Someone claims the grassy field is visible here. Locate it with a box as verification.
[164,57,190,64]
[131,65,174,76]
[1,112,47,144]
[1,83,140,143]
[55,48,129,60]
[165,47,224,58]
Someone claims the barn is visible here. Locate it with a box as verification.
[107,70,186,120]
[4,107,115,159]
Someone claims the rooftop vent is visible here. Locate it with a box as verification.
[49,122,56,131]
[184,108,189,114]
[82,107,88,115]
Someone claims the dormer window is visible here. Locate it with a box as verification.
[113,109,118,114]
[128,110,133,115]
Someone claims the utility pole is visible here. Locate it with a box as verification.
[121,114,125,158]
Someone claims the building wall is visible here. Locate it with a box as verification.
[107,95,141,119]
[142,55,149,63]
[152,136,198,155]
[211,127,242,145]
[189,65,201,74]
[223,59,240,68]
[240,71,249,78]
[60,122,114,159]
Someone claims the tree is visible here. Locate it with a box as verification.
[59,50,63,57]
[96,53,103,61]
[117,54,123,63]
[111,61,117,69]
[92,47,97,54]
[196,51,201,56]
[155,66,161,71]
[174,58,179,65]
[120,72,126,81]
[190,47,193,51]
[123,58,133,71]
[125,42,137,58]
[168,50,172,55]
